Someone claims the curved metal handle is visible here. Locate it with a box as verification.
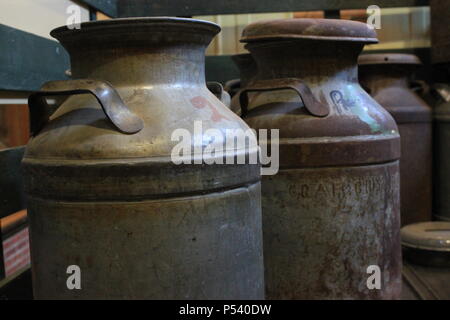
[28,79,144,135]
[238,78,329,117]
[207,81,231,108]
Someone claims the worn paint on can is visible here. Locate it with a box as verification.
[238,18,402,299]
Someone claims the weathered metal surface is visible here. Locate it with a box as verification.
[262,163,401,299]
[23,17,264,299]
[241,18,379,43]
[434,84,450,222]
[28,79,144,135]
[240,18,402,299]
[231,54,257,89]
[230,53,257,114]
[401,221,450,300]
[430,0,450,64]
[359,54,433,226]
[401,222,450,268]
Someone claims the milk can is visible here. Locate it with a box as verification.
[401,221,450,299]
[237,19,402,299]
[358,53,433,226]
[433,81,450,221]
[229,53,257,114]
[23,18,264,299]
[430,0,450,65]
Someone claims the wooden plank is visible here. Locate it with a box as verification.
[0,24,69,91]
[117,0,429,17]
[79,0,118,17]
[0,105,29,148]
[0,147,26,220]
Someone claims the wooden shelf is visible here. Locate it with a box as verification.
[122,0,428,17]
[0,24,69,91]
[81,0,429,18]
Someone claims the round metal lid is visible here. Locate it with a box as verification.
[358,53,422,66]
[401,222,450,251]
[51,17,221,38]
[240,18,378,43]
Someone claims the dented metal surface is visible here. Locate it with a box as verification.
[23,17,264,299]
[240,18,402,299]
[359,53,433,226]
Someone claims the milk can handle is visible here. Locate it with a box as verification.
[238,78,329,117]
[28,79,144,135]
[207,81,231,108]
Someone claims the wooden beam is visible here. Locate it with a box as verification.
[78,0,118,17]
[0,24,69,91]
[117,0,429,17]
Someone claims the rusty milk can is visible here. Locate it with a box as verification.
[22,17,264,299]
[238,18,402,299]
[430,0,450,222]
[229,53,257,114]
[433,82,450,221]
[430,0,450,66]
[358,53,433,226]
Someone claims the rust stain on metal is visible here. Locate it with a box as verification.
[190,96,230,122]
[239,18,401,299]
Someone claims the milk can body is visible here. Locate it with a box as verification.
[359,54,433,226]
[23,18,264,299]
[238,19,402,299]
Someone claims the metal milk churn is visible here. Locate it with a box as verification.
[358,54,433,226]
[401,221,450,299]
[430,0,450,66]
[229,53,257,114]
[431,0,450,222]
[237,19,402,299]
[22,18,264,299]
[433,82,450,221]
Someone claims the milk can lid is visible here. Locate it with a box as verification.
[358,53,422,66]
[240,18,378,43]
[401,222,450,252]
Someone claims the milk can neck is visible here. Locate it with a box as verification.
[68,44,207,87]
[359,66,411,90]
[247,40,364,84]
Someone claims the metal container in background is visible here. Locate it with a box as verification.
[401,221,450,268]
[229,53,257,114]
[238,19,402,299]
[433,82,450,221]
[401,221,450,299]
[23,18,264,299]
[430,0,450,65]
[358,54,433,226]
